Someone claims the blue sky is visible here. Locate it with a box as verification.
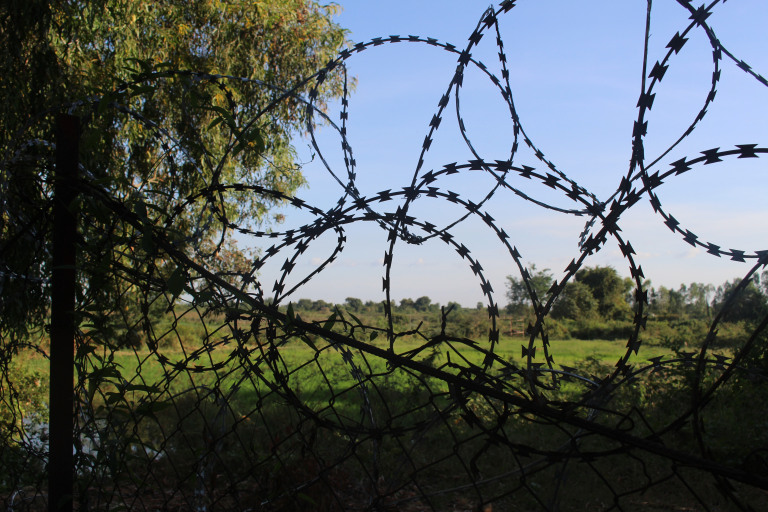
[261,0,768,307]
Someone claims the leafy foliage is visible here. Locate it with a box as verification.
[505,263,553,315]
[572,266,633,320]
[0,0,351,337]
[551,280,597,320]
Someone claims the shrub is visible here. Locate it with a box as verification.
[564,319,635,340]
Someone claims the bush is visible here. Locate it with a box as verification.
[543,318,571,340]
[644,319,749,351]
[564,319,635,340]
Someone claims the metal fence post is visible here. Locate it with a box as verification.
[50,114,79,512]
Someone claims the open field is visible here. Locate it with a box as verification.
[10,332,679,404]
[5,320,763,511]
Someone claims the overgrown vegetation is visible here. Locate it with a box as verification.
[3,260,767,509]
[3,0,768,508]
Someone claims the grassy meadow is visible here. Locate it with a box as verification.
[4,305,765,511]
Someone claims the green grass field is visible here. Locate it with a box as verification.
[7,328,760,511]
[8,332,691,409]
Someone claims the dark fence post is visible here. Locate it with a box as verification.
[50,114,79,512]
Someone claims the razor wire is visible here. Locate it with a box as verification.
[2,0,768,510]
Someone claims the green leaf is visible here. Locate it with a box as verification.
[299,335,317,351]
[132,200,149,222]
[105,391,124,405]
[134,400,172,420]
[123,383,161,394]
[140,225,155,254]
[192,289,213,304]
[88,365,123,382]
[322,312,337,331]
[166,265,187,299]
[204,105,238,132]
[76,343,97,359]
[348,311,363,328]
[232,125,265,156]
[207,116,224,130]
[127,84,156,97]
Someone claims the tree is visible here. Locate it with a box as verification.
[3,0,348,206]
[650,286,686,319]
[551,281,597,320]
[685,282,714,319]
[445,301,462,312]
[414,296,433,312]
[345,297,363,313]
[1,0,351,336]
[312,299,332,311]
[12,0,349,230]
[713,279,768,323]
[296,298,314,311]
[574,266,632,320]
[506,264,553,314]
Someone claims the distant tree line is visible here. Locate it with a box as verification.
[286,265,768,358]
[505,264,768,324]
[293,296,465,315]
[288,264,768,331]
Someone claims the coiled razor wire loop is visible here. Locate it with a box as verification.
[2,0,768,510]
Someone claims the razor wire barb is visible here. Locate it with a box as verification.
[2,0,768,510]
